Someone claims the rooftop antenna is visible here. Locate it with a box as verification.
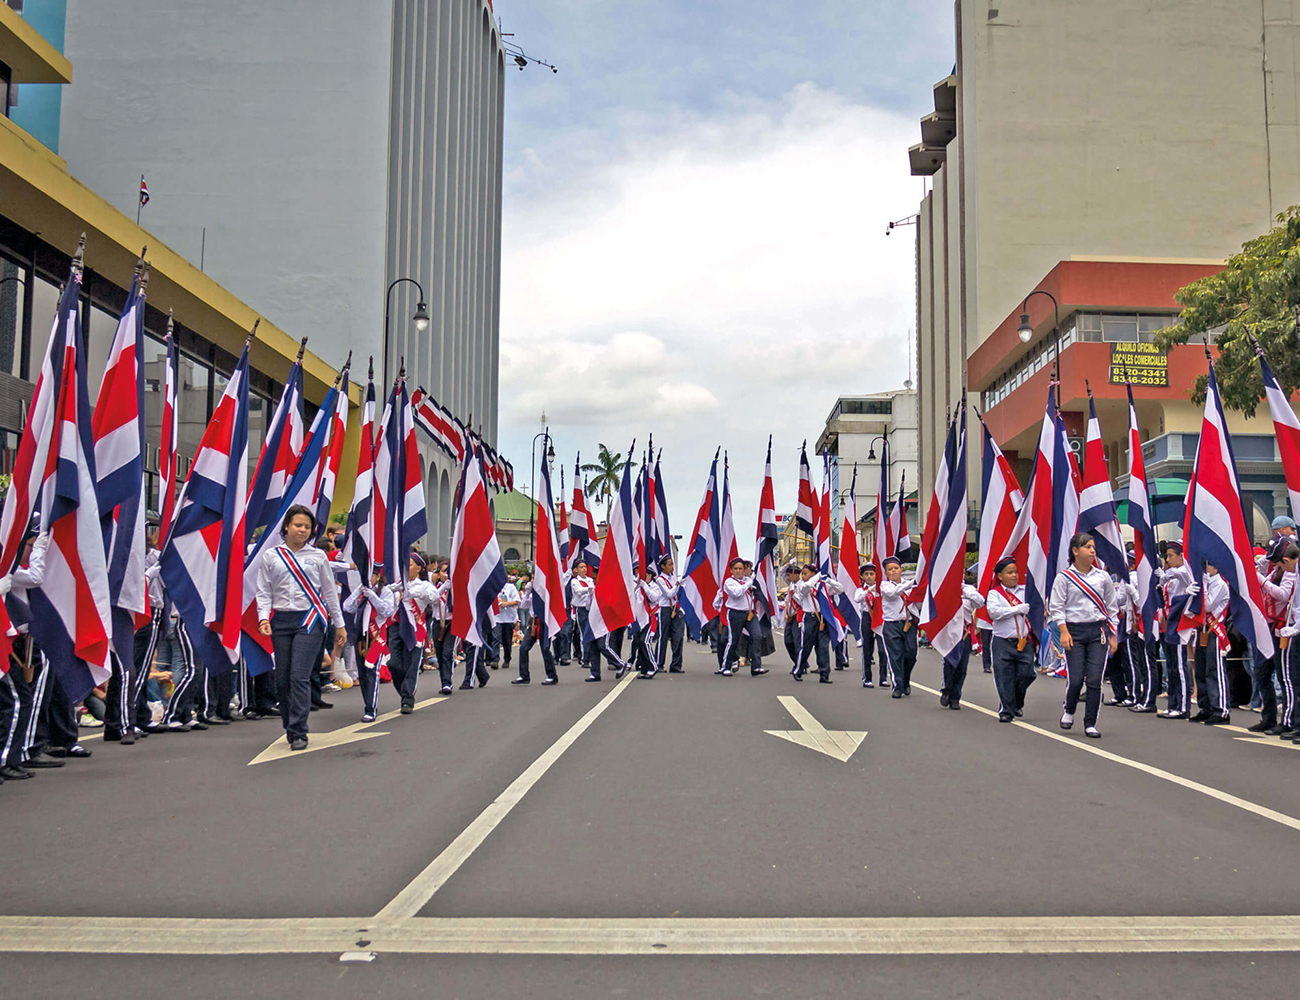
[498,19,558,73]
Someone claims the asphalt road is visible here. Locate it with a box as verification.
[2,641,1299,998]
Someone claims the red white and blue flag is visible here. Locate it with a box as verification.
[752,436,782,626]
[341,362,376,641]
[1077,388,1128,581]
[1183,359,1274,663]
[557,467,572,572]
[160,332,252,671]
[815,454,847,643]
[648,449,670,572]
[795,442,815,535]
[718,454,740,581]
[24,255,113,699]
[974,415,1023,623]
[1257,347,1300,523]
[91,261,148,666]
[870,437,892,632]
[587,444,638,643]
[312,365,351,537]
[679,449,721,640]
[569,454,600,570]
[378,376,428,648]
[890,469,912,563]
[411,386,468,464]
[531,437,569,636]
[1124,381,1158,647]
[156,316,179,547]
[913,405,968,665]
[834,464,862,640]
[450,443,507,648]
[244,345,304,541]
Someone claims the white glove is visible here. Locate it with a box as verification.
[1280,625,1299,638]
[32,533,49,556]
[1014,603,1030,615]
[0,575,11,598]
[1185,583,1200,597]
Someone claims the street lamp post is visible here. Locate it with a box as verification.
[383,277,430,390]
[528,430,555,562]
[1017,289,1062,384]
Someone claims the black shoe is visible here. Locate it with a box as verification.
[400,703,414,714]
[558,659,571,665]
[479,674,489,688]
[289,738,308,751]
[440,686,453,695]
[44,746,68,757]
[615,665,629,680]
[940,693,950,707]
[792,674,803,682]
[459,682,474,690]
[200,716,230,726]
[669,668,684,673]
[23,756,64,768]
[585,675,601,683]
[119,732,135,745]
[949,702,961,710]
[1203,714,1229,726]
[0,765,32,779]
[904,686,911,696]
[102,730,123,743]
[489,662,499,670]
[983,667,993,674]
[1266,725,1288,736]
[188,719,209,731]
[1247,720,1272,732]
[751,668,768,676]
[892,691,903,699]
[819,677,833,684]
[834,665,844,671]
[1129,705,1157,713]
[1189,710,1211,722]
[311,699,333,710]
[511,678,530,685]
[64,745,92,758]
[541,677,558,686]
[1014,710,1023,718]
[998,714,1013,723]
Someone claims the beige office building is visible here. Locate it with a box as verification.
[911,0,1300,526]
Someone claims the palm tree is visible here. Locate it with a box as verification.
[582,442,637,527]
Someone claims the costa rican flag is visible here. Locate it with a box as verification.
[814,454,846,642]
[870,437,892,632]
[1183,359,1274,663]
[138,176,149,208]
[1256,346,1300,523]
[411,386,467,463]
[890,469,912,562]
[449,443,507,648]
[240,377,342,673]
[974,415,1023,617]
[679,450,721,640]
[156,317,179,546]
[532,438,569,636]
[341,364,376,641]
[587,444,638,642]
[718,455,740,578]
[914,405,968,665]
[570,454,600,570]
[998,384,1078,648]
[91,262,148,658]
[834,464,862,640]
[310,366,350,537]
[752,436,781,626]
[244,346,305,541]
[795,442,815,535]
[908,422,951,607]
[633,452,648,583]
[1076,389,1128,581]
[374,375,429,640]
[651,451,670,569]
[25,257,113,700]
[160,331,252,670]
[557,465,572,571]
[1125,381,1158,648]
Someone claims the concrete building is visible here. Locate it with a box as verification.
[0,1,348,505]
[814,388,918,550]
[36,0,504,549]
[910,0,1300,529]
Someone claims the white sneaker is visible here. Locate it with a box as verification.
[1060,711,1074,729]
[361,713,375,723]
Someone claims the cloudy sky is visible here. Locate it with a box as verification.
[493,0,953,537]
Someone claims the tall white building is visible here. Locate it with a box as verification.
[54,0,504,549]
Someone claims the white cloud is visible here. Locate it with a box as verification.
[498,82,920,532]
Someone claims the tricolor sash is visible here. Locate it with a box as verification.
[276,547,330,633]
[1061,568,1116,638]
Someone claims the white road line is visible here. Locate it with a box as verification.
[374,671,639,922]
[910,682,1300,834]
[4,914,1300,955]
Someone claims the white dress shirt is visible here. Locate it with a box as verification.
[961,584,984,624]
[383,578,439,633]
[879,578,915,622]
[1202,573,1230,621]
[722,575,753,612]
[494,583,520,624]
[1047,564,1118,627]
[985,584,1029,640]
[255,543,345,628]
[570,576,595,609]
[343,585,394,621]
[653,572,679,609]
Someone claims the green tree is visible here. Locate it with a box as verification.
[1155,206,1300,415]
[581,443,636,527]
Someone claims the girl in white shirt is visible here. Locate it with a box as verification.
[940,569,984,711]
[1048,531,1118,739]
[986,556,1033,722]
[382,549,439,710]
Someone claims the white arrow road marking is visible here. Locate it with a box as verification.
[765,696,865,762]
[248,695,447,765]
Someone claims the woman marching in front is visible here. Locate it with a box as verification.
[255,505,346,751]
[1048,531,1119,739]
